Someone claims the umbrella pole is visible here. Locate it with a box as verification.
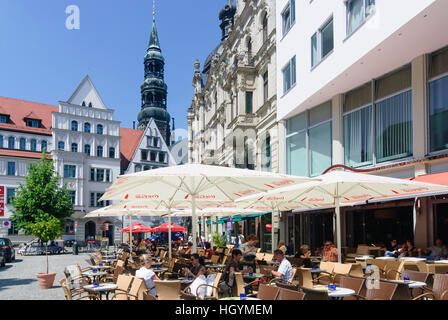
[335,194,342,263]
[168,210,172,259]
[129,215,133,253]
[192,195,197,254]
[272,210,275,255]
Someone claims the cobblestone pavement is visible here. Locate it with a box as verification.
[0,252,93,300]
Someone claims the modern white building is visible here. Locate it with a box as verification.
[276,0,448,253]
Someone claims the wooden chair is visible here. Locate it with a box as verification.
[264,253,274,263]
[255,253,265,261]
[339,276,365,300]
[413,274,448,300]
[221,255,229,265]
[110,275,134,300]
[296,268,314,288]
[127,277,148,300]
[59,278,96,300]
[384,260,405,280]
[153,280,181,300]
[331,263,353,285]
[349,263,365,278]
[314,262,335,284]
[102,264,124,283]
[256,284,280,300]
[64,265,89,289]
[356,280,398,300]
[427,264,448,274]
[401,270,431,298]
[367,259,387,278]
[211,255,220,265]
[196,273,222,300]
[143,292,157,300]
[160,250,167,260]
[301,287,329,300]
[276,287,305,300]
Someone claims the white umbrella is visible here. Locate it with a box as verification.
[100,163,315,253]
[237,170,448,262]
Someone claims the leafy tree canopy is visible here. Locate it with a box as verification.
[11,151,74,235]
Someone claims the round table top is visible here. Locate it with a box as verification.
[206,264,227,269]
[310,268,325,273]
[153,267,168,273]
[434,260,448,264]
[219,297,261,300]
[243,273,264,279]
[399,257,426,262]
[375,257,396,260]
[89,265,112,269]
[151,262,164,266]
[82,271,107,277]
[101,259,117,263]
[355,256,374,260]
[83,283,117,292]
[180,279,194,284]
[312,286,355,298]
[390,280,427,289]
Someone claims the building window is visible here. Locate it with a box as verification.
[0,136,3,148]
[96,146,103,157]
[58,141,65,151]
[346,0,376,36]
[90,168,111,182]
[84,122,91,133]
[143,165,150,171]
[63,165,76,178]
[30,139,37,151]
[158,152,166,163]
[19,138,26,150]
[65,220,75,234]
[286,101,332,177]
[311,17,334,68]
[281,0,295,37]
[262,12,268,43]
[41,140,47,152]
[245,92,253,114]
[283,56,296,94]
[71,143,78,153]
[97,124,104,135]
[109,147,115,159]
[429,47,448,153]
[90,192,110,208]
[71,121,78,131]
[25,119,40,128]
[150,152,157,162]
[84,144,91,156]
[261,135,271,172]
[8,137,14,149]
[141,150,148,161]
[344,65,413,166]
[7,222,18,235]
[7,162,15,176]
[0,115,8,123]
[263,71,269,103]
[69,191,76,205]
[96,169,105,182]
[6,188,15,204]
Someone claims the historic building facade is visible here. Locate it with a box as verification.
[188,0,281,174]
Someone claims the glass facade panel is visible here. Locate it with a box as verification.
[309,122,332,177]
[344,106,373,167]
[286,132,307,176]
[429,75,448,152]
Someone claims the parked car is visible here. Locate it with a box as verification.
[63,239,75,247]
[0,238,15,262]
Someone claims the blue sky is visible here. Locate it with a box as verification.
[0,0,226,132]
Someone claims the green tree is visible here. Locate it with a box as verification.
[11,150,73,243]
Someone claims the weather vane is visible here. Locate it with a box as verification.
[153,0,156,17]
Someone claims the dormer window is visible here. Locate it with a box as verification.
[25,119,41,128]
[82,101,86,107]
[0,115,9,123]
[88,102,93,108]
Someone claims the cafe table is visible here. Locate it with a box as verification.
[153,267,168,275]
[83,283,118,300]
[89,265,112,271]
[206,264,227,270]
[390,280,427,289]
[81,271,107,284]
[312,285,355,299]
[434,260,448,264]
[151,261,164,267]
[219,297,261,300]
[243,273,264,281]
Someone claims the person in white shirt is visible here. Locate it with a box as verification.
[135,255,160,297]
[271,249,293,283]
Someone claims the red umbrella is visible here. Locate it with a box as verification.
[120,223,156,233]
[153,223,186,233]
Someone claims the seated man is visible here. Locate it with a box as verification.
[426,238,448,258]
[277,241,287,255]
[182,254,205,279]
[271,249,293,283]
[322,241,338,262]
[220,249,252,296]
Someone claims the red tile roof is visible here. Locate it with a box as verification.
[0,149,51,159]
[0,97,58,135]
[120,127,144,172]
[411,171,448,186]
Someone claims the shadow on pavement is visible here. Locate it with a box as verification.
[0,277,36,292]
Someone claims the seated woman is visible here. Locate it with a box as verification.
[220,249,252,296]
[240,235,258,266]
[183,253,205,279]
[295,244,312,268]
[204,242,215,259]
[135,255,160,297]
[138,240,147,254]
[149,242,157,253]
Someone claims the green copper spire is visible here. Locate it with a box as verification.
[148,18,161,52]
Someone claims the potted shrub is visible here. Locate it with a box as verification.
[31,213,64,289]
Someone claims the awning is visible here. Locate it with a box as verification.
[410,171,448,186]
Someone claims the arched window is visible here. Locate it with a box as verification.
[30,139,37,151]
[8,137,14,149]
[71,143,78,152]
[262,12,268,43]
[58,141,65,151]
[96,145,103,157]
[41,140,47,152]
[84,123,91,133]
[19,138,26,150]
[88,102,93,108]
[82,101,86,107]
[97,124,104,135]
[109,147,115,159]
[84,144,91,156]
[71,121,78,131]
